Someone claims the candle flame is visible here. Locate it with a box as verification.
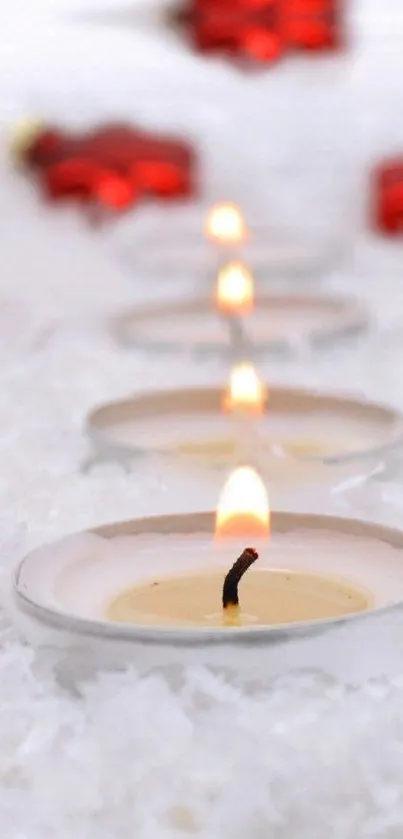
[216,261,254,315]
[224,363,267,415]
[215,466,270,541]
[205,202,246,245]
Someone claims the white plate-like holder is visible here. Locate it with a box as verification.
[12,511,403,686]
[83,386,403,505]
[111,293,369,357]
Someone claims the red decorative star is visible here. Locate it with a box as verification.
[18,122,198,213]
[177,0,342,63]
[284,0,343,51]
[181,0,285,63]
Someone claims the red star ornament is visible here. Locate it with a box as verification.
[14,121,197,212]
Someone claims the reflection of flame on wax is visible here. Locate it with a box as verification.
[224,363,267,415]
[205,203,246,245]
[216,262,254,316]
[215,466,270,541]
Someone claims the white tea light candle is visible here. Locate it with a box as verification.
[223,363,267,464]
[117,206,337,282]
[14,510,403,682]
[215,261,254,358]
[224,363,267,415]
[85,386,400,503]
[112,294,369,356]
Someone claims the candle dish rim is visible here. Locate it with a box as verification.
[111,292,369,356]
[86,385,403,467]
[13,510,403,645]
[117,207,347,279]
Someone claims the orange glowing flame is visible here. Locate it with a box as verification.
[215,466,270,541]
[205,203,247,245]
[224,363,267,415]
[216,262,254,315]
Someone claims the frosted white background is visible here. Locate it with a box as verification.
[2,0,403,836]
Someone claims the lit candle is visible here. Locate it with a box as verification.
[205,202,247,250]
[17,477,403,680]
[224,363,267,415]
[105,467,369,629]
[86,383,399,502]
[216,262,254,316]
[205,203,248,299]
[216,261,254,358]
[223,363,267,466]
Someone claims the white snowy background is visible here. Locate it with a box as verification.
[1,1,403,836]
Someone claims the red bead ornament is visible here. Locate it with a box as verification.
[182,0,285,63]
[134,160,190,198]
[25,128,66,167]
[372,160,403,236]
[43,158,98,201]
[94,170,138,210]
[284,0,342,52]
[16,122,197,213]
[82,125,149,173]
[178,0,342,61]
[242,26,283,61]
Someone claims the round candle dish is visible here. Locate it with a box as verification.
[111,293,368,356]
[117,219,339,283]
[13,511,403,683]
[85,386,403,501]
[112,193,347,284]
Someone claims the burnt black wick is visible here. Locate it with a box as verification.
[222,547,259,610]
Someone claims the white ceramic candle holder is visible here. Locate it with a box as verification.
[112,193,348,286]
[112,293,368,356]
[13,511,403,684]
[117,221,340,283]
[85,386,403,505]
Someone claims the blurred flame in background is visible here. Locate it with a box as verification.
[216,261,254,314]
[224,362,267,414]
[205,202,247,244]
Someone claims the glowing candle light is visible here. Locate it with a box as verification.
[215,465,270,541]
[223,363,268,465]
[205,202,247,246]
[216,261,254,316]
[215,262,254,358]
[224,362,267,415]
